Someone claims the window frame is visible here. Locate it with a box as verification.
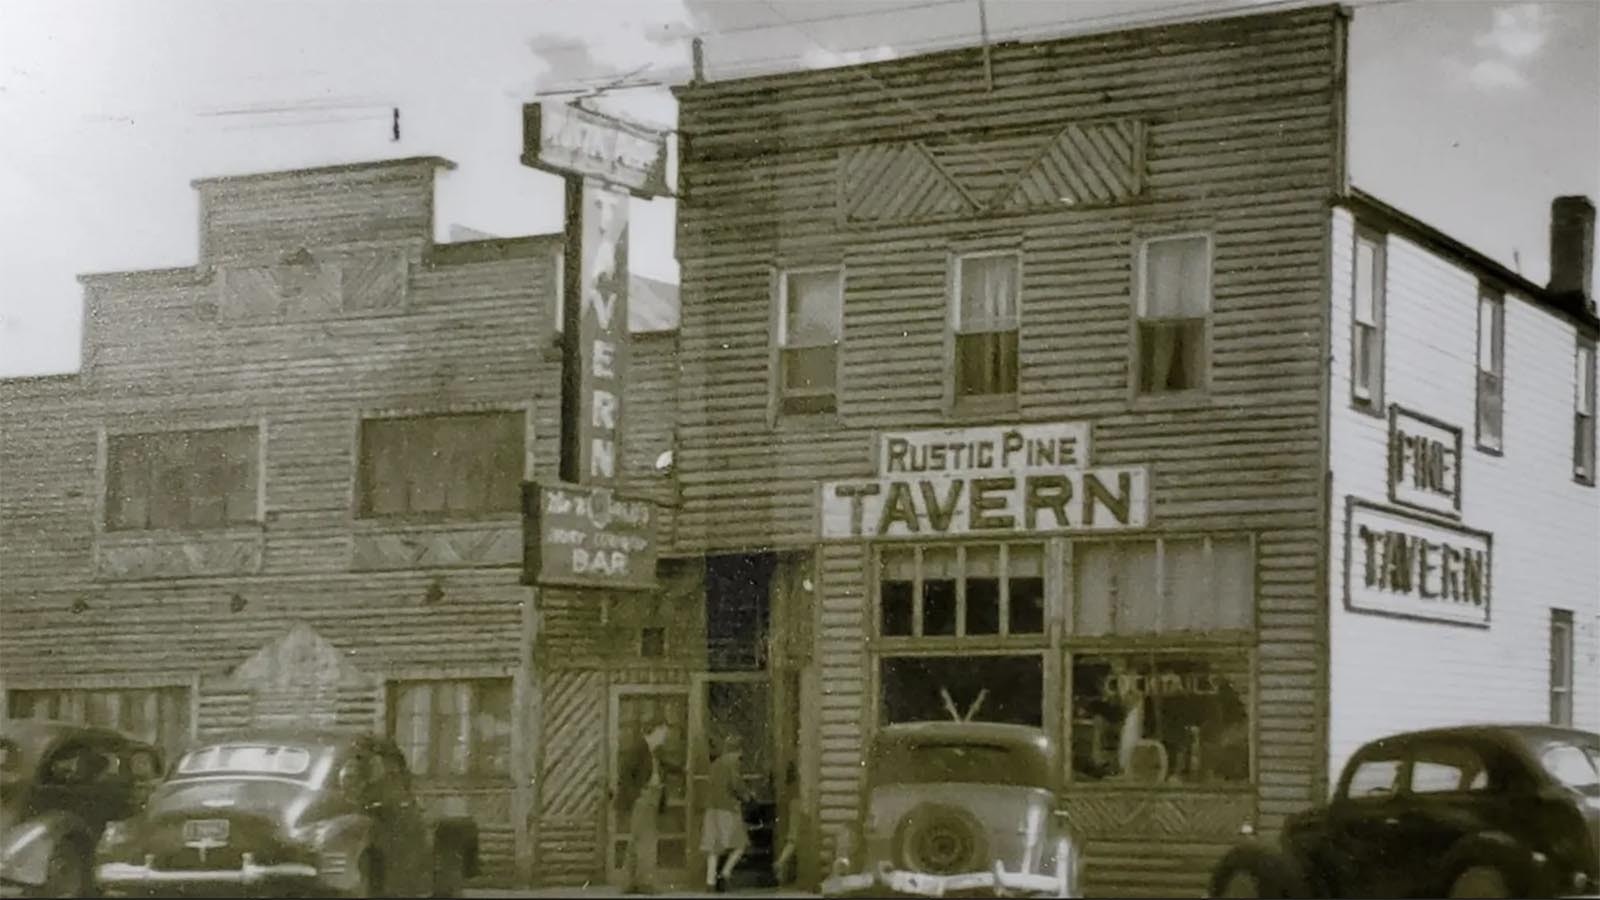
[1474,288,1506,454]
[1550,608,1574,727]
[770,264,846,421]
[6,684,195,760]
[1065,533,1258,639]
[1131,232,1215,402]
[947,248,1024,414]
[101,423,264,533]
[1575,338,1597,485]
[874,649,1048,729]
[871,541,1050,648]
[354,406,529,522]
[384,676,515,783]
[1349,226,1387,414]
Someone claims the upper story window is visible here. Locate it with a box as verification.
[775,267,844,415]
[358,411,523,519]
[1136,235,1212,395]
[951,252,1021,402]
[1351,228,1387,411]
[1476,289,1505,452]
[105,427,258,531]
[1576,339,1596,484]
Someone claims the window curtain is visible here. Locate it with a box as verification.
[959,256,1018,331]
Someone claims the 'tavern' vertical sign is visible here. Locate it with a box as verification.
[567,181,630,487]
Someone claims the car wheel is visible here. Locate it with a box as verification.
[32,843,92,899]
[1446,865,1513,899]
[1207,847,1308,900]
[431,846,466,899]
[893,804,988,876]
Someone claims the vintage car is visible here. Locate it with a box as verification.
[1,720,164,898]
[1208,723,1600,899]
[823,721,1082,899]
[93,728,480,898]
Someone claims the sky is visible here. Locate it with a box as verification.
[0,0,1596,377]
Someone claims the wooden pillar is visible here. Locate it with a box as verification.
[514,586,542,886]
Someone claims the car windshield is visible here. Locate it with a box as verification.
[1541,742,1600,795]
[177,744,314,778]
[872,740,1055,790]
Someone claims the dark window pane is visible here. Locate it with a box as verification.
[922,579,957,636]
[359,413,524,518]
[783,346,838,392]
[1138,320,1207,393]
[965,578,1000,635]
[880,654,1042,727]
[781,393,837,415]
[955,330,1019,397]
[1008,578,1045,634]
[880,581,914,637]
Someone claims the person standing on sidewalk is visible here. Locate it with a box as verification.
[616,718,676,895]
[701,735,752,893]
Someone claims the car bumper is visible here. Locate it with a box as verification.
[823,865,1067,898]
[96,857,322,896]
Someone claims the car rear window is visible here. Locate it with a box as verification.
[177,744,313,777]
[872,741,1053,789]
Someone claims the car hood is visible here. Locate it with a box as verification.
[141,778,316,829]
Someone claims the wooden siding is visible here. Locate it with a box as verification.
[0,159,683,889]
[674,6,1344,892]
[1326,208,1600,784]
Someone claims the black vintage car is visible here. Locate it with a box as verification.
[1,720,164,898]
[824,721,1082,899]
[1209,723,1600,899]
[94,728,479,898]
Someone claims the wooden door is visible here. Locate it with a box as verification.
[607,686,691,890]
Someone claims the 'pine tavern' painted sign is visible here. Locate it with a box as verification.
[1344,498,1492,627]
[820,422,1149,540]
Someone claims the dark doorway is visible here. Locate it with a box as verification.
[705,553,776,672]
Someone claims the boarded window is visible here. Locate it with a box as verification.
[1137,235,1211,394]
[106,428,258,531]
[1069,652,1249,785]
[358,412,524,518]
[8,687,191,759]
[1576,340,1596,482]
[876,543,1045,640]
[386,678,513,780]
[953,253,1020,399]
[777,268,843,415]
[1351,229,1386,409]
[1073,536,1254,635]
[1476,290,1505,451]
[1551,609,1574,726]
[879,654,1043,727]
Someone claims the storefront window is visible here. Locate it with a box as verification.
[1069,652,1249,785]
[1073,536,1253,635]
[876,543,1046,639]
[880,654,1043,727]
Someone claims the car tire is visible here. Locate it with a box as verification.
[893,803,989,875]
[1445,864,1517,899]
[30,842,92,899]
[1208,846,1309,899]
[431,846,467,899]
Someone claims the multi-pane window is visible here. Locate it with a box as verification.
[7,687,191,759]
[1576,340,1596,483]
[776,268,843,415]
[387,679,513,779]
[105,428,257,531]
[1550,609,1574,726]
[1351,229,1386,409]
[879,654,1043,727]
[1136,235,1212,394]
[358,412,524,518]
[1476,290,1505,451]
[877,543,1045,639]
[952,252,1021,400]
[1072,536,1255,635]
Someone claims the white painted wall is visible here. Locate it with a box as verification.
[1327,206,1600,790]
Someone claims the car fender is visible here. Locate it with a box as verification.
[1,811,94,886]
[1434,830,1538,896]
[297,812,377,892]
[1208,842,1316,899]
[431,817,480,877]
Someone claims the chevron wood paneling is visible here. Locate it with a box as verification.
[539,669,607,820]
[342,252,409,312]
[1060,791,1252,839]
[94,530,265,581]
[350,523,521,571]
[839,143,976,224]
[1000,120,1145,210]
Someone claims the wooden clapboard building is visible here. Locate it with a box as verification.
[0,156,691,887]
[670,4,1599,897]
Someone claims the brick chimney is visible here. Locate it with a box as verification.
[1549,195,1596,312]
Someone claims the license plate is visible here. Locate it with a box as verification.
[182,819,230,845]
